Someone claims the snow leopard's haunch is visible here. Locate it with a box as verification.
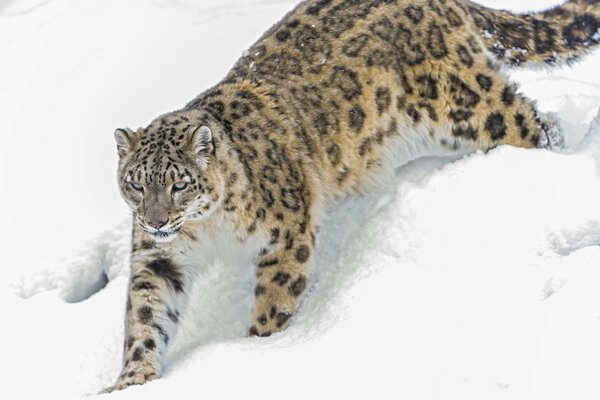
[105,0,600,392]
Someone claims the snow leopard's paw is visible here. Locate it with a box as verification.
[539,112,565,150]
[102,365,159,393]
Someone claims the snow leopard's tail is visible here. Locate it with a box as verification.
[464,0,600,67]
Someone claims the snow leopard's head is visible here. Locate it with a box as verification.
[114,112,224,243]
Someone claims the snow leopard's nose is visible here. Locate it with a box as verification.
[146,218,169,230]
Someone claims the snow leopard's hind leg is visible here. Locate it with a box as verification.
[436,52,564,153]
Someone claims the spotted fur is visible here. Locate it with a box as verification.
[105,0,600,392]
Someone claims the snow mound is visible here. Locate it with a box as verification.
[5,110,600,400]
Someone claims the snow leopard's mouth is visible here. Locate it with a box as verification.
[144,225,183,243]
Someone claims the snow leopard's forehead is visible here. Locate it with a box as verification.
[125,115,208,185]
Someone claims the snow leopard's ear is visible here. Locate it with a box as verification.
[114,128,137,158]
[189,125,215,162]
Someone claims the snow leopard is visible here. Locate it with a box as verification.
[107,0,600,391]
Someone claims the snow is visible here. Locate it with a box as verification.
[2,0,600,399]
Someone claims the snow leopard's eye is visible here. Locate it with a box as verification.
[173,182,188,192]
[131,182,144,192]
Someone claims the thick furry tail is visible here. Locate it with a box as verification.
[463,0,600,67]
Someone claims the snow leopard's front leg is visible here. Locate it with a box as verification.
[249,220,313,337]
[107,233,191,392]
